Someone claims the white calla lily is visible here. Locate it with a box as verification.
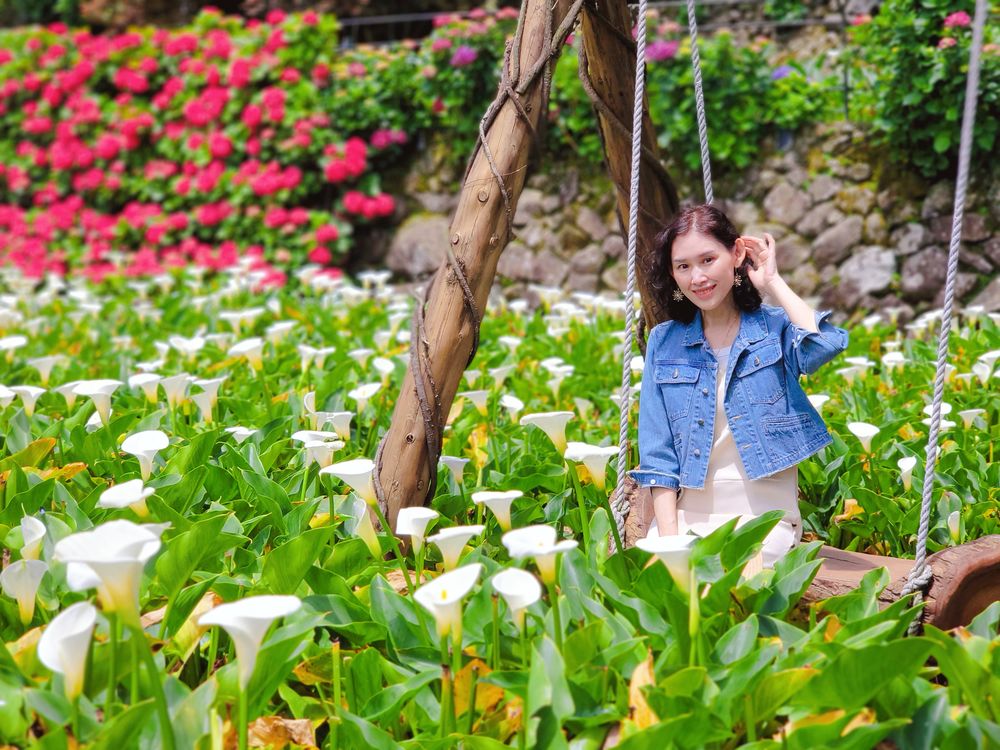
[27,355,65,386]
[1,559,47,624]
[9,385,45,417]
[128,373,162,403]
[348,382,381,412]
[439,455,469,486]
[158,373,192,408]
[320,458,377,505]
[395,507,439,553]
[636,533,696,592]
[413,563,482,641]
[563,441,619,491]
[20,515,45,560]
[228,337,265,371]
[342,496,381,558]
[72,379,121,426]
[519,411,575,453]
[958,408,985,429]
[501,525,578,584]
[226,426,258,444]
[38,601,97,700]
[199,595,301,689]
[947,510,961,545]
[471,490,521,531]
[98,479,155,516]
[491,568,542,629]
[458,390,489,417]
[847,422,879,453]
[897,456,918,491]
[53,520,166,623]
[807,394,830,412]
[121,429,169,481]
[427,525,485,570]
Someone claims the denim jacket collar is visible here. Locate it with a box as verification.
[682,306,769,348]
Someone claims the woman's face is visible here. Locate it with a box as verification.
[669,230,746,312]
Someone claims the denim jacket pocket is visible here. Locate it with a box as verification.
[654,362,701,421]
[734,342,785,405]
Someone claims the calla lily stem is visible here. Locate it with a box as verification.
[567,464,590,551]
[129,622,176,750]
[490,595,501,670]
[439,636,453,738]
[106,612,119,718]
[238,685,249,750]
[546,581,563,652]
[330,640,341,749]
[688,567,701,667]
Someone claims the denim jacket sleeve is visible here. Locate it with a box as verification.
[782,308,850,377]
[628,326,681,491]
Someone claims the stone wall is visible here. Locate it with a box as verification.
[381,122,999,318]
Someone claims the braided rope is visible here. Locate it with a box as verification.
[685,0,714,204]
[611,0,650,547]
[901,0,988,635]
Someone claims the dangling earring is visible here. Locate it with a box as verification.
[733,269,743,288]
[672,289,685,302]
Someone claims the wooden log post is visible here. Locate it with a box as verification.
[579,0,680,331]
[377,0,580,527]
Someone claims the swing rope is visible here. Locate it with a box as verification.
[900,0,988,634]
[685,0,714,205]
[612,0,650,545]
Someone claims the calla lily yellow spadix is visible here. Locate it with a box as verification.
[199,595,301,690]
[413,563,482,641]
[38,601,97,701]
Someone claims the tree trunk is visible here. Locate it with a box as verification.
[579,0,679,330]
[378,0,578,527]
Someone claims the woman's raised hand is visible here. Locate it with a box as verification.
[738,233,779,292]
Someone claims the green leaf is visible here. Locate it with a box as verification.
[89,699,156,750]
[260,526,334,595]
[338,709,404,750]
[528,636,574,723]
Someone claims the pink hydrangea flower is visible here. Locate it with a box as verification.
[943,11,971,28]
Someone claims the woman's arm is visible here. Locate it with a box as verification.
[651,487,679,536]
[738,233,818,332]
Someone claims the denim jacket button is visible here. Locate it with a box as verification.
[702,387,709,396]
[693,449,701,457]
[698,418,705,426]
[754,356,761,365]
[672,368,679,378]
[650,479,657,485]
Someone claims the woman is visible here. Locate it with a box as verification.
[629,204,849,566]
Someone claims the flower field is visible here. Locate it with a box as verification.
[0,266,998,748]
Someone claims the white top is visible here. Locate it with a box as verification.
[676,345,801,538]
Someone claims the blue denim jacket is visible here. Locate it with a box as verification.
[629,304,849,491]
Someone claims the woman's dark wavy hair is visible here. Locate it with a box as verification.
[649,204,762,324]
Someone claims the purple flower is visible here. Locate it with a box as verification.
[647,40,679,62]
[450,45,478,67]
[771,65,793,81]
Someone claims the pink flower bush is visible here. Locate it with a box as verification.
[943,11,971,28]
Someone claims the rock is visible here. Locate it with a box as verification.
[983,237,1000,267]
[807,174,842,203]
[864,212,888,244]
[541,195,562,214]
[601,262,627,292]
[726,200,761,228]
[756,169,782,192]
[961,213,990,242]
[813,215,863,266]
[933,272,978,307]
[786,167,809,189]
[384,214,450,278]
[601,234,626,260]
[520,220,557,251]
[763,182,811,227]
[886,199,919,228]
[836,246,896,306]
[787,262,820,296]
[559,167,580,206]
[959,246,993,274]
[411,192,455,214]
[743,223,789,242]
[969,276,1000,311]
[560,223,591,253]
[901,246,948,302]
[796,201,840,238]
[566,272,599,293]
[921,182,954,219]
[889,223,929,256]
[513,188,545,226]
[576,206,609,242]
[496,241,535,282]
[532,249,567,287]
[830,159,871,182]
[846,0,879,15]
[779,233,811,270]
[835,186,876,215]
[569,244,606,276]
